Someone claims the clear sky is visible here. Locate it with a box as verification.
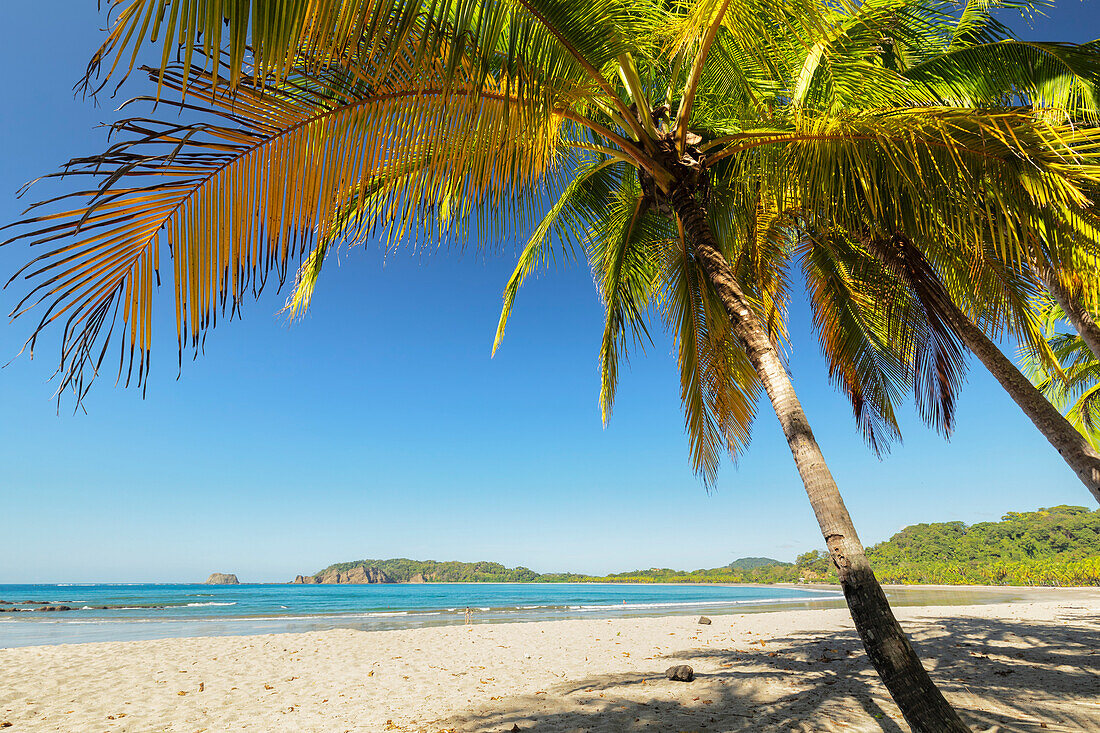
[1,3,1098,583]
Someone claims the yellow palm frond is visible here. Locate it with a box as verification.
[662,221,759,485]
[84,0,377,95]
[7,50,577,399]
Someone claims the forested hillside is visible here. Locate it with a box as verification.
[309,558,587,583]
[299,557,791,583]
[798,505,1100,585]
[302,507,1100,586]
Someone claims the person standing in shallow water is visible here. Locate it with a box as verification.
[464,607,471,625]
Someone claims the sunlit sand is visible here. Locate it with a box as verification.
[2,589,1097,731]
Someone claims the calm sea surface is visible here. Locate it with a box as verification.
[0,583,1023,648]
[0,583,846,647]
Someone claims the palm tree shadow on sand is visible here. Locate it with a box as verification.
[425,611,1100,732]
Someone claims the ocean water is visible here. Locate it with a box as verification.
[0,583,844,647]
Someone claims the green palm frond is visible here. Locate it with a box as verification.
[724,190,791,349]
[858,232,969,436]
[1022,302,1100,447]
[800,231,907,453]
[283,239,330,321]
[589,184,666,421]
[707,108,1100,272]
[493,156,626,353]
[905,40,1100,121]
[948,0,1047,51]
[662,224,760,485]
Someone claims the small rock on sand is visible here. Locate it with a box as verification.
[698,616,712,625]
[665,664,694,682]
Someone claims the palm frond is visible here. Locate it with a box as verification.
[493,156,626,353]
[799,230,907,453]
[590,183,666,422]
[860,233,969,436]
[905,40,1100,122]
[708,108,1100,272]
[84,0,373,95]
[661,222,760,486]
[6,48,577,399]
[1021,300,1100,447]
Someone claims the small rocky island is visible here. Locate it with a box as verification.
[204,573,240,585]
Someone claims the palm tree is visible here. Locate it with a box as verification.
[1023,302,1100,448]
[841,25,1100,505]
[1039,260,1100,365]
[6,0,1100,729]
[864,232,1100,506]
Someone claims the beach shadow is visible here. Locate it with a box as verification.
[424,610,1100,732]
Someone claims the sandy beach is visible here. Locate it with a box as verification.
[1,588,1098,732]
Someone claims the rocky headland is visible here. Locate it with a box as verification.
[293,565,393,584]
[204,573,240,585]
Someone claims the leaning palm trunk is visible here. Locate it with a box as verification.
[870,237,1100,506]
[951,310,1100,506]
[1040,266,1100,365]
[670,188,968,732]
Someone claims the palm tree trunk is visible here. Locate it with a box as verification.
[949,312,1100,505]
[870,236,1100,506]
[670,186,968,732]
[1039,266,1100,364]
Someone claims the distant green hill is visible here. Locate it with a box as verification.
[297,556,797,584]
[298,506,1100,587]
[728,557,791,570]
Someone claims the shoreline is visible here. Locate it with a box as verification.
[0,585,1078,648]
[6,580,1099,588]
[0,584,1078,650]
[1,590,1097,731]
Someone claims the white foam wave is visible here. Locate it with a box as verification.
[564,597,817,612]
[184,602,237,607]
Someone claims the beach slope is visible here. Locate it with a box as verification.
[1,592,1098,731]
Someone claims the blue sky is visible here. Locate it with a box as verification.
[1,3,1098,583]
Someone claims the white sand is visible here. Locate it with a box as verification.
[2,590,1098,732]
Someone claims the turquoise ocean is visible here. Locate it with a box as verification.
[0,583,844,647]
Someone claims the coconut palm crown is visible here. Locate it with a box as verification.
[7,1,1098,455]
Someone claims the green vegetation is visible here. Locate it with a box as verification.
[310,558,587,583]
[1022,302,1100,449]
[312,507,1099,587]
[727,557,790,571]
[305,557,790,584]
[798,506,1100,586]
[585,560,796,585]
